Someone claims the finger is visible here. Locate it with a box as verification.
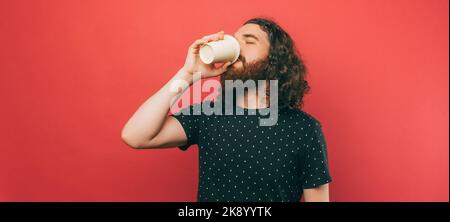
[212,61,232,75]
[202,31,225,42]
[223,61,232,67]
[202,34,219,42]
[190,39,207,49]
[202,31,224,39]
[189,39,207,53]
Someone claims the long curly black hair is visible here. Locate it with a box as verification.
[244,17,310,110]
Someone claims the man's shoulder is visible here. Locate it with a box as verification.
[281,108,323,128]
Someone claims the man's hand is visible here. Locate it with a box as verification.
[182,31,233,79]
[121,31,234,149]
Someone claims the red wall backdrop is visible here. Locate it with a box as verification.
[0,0,448,202]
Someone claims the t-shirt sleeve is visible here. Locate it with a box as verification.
[170,104,202,151]
[301,119,332,189]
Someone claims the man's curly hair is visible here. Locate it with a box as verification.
[245,17,310,110]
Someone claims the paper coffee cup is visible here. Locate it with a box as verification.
[199,34,240,64]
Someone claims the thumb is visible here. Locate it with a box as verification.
[213,61,232,75]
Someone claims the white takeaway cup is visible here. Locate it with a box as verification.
[199,34,240,64]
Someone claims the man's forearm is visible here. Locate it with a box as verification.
[121,69,194,147]
[303,184,330,202]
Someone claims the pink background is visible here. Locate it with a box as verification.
[0,0,448,201]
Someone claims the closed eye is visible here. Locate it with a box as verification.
[246,41,255,45]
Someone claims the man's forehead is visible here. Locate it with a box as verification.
[234,24,268,41]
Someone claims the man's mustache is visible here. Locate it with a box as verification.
[231,56,247,70]
[237,56,246,66]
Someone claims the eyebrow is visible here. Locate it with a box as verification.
[243,34,259,41]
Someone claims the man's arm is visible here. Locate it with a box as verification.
[121,69,194,149]
[303,183,330,202]
[121,31,231,149]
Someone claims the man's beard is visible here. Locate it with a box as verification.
[218,56,270,108]
[220,56,270,83]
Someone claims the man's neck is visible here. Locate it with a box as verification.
[236,81,268,109]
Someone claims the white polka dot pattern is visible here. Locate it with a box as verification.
[172,102,331,202]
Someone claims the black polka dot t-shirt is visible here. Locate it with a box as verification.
[171,102,332,202]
